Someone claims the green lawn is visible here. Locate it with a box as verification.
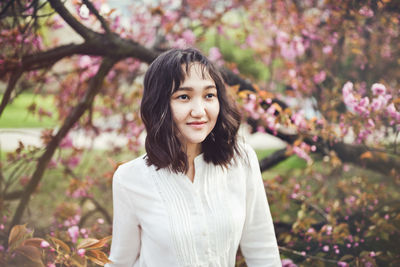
[0,94,58,128]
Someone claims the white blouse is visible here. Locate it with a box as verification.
[106,143,281,267]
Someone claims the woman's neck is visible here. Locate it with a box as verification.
[185,143,201,182]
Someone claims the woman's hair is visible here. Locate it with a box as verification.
[141,48,241,173]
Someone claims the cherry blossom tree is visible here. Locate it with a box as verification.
[0,0,399,266]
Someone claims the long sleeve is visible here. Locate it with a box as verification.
[106,167,141,267]
[239,146,281,267]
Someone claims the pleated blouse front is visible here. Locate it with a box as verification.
[106,144,281,267]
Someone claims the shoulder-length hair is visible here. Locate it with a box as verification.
[140,48,241,173]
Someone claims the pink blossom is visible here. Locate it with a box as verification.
[246,35,257,48]
[257,126,266,133]
[281,258,297,267]
[357,129,371,143]
[384,214,389,220]
[354,97,369,116]
[386,103,400,125]
[288,69,296,78]
[48,159,58,168]
[387,103,397,115]
[367,118,375,128]
[40,241,50,248]
[208,47,223,62]
[293,146,311,163]
[326,225,333,235]
[68,225,80,243]
[60,135,73,149]
[371,96,385,111]
[79,55,94,69]
[164,10,178,22]
[359,6,374,18]
[217,25,224,35]
[181,30,196,45]
[313,71,326,84]
[70,188,88,198]
[66,156,81,169]
[371,83,386,95]
[97,218,105,224]
[280,43,297,61]
[291,111,308,130]
[338,262,348,267]
[322,45,332,54]
[276,31,290,45]
[342,82,356,109]
[307,228,315,234]
[77,248,86,257]
[322,245,329,252]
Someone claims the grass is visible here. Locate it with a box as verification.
[0,93,58,128]
[255,149,307,180]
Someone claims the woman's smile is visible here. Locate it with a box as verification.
[187,121,207,129]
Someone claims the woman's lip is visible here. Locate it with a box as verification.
[187,121,206,125]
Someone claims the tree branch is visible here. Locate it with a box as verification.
[79,197,112,227]
[48,0,97,40]
[9,57,117,230]
[0,69,23,117]
[259,148,290,172]
[3,190,23,200]
[249,115,400,176]
[82,0,111,35]
[1,43,89,77]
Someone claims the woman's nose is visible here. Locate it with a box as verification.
[190,99,206,117]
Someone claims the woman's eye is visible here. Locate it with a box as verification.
[177,94,189,100]
[206,93,216,99]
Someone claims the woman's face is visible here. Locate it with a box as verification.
[170,63,220,149]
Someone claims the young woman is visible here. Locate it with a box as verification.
[106,48,281,267]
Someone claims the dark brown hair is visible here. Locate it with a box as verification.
[140,48,241,173]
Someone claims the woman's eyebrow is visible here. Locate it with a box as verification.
[177,85,217,91]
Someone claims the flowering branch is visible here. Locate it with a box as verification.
[10,57,117,229]
[279,246,344,265]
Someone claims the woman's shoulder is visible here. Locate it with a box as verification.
[236,140,258,163]
[113,154,152,186]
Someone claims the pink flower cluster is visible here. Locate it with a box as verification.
[208,47,225,66]
[342,82,400,142]
[276,31,306,61]
[242,94,280,134]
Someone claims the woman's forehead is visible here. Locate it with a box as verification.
[182,62,212,80]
